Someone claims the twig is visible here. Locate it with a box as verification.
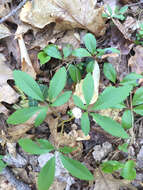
[0,0,28,24]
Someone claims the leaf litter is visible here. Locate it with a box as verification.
[1,0,143,189]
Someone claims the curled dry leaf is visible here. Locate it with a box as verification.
[20,0,106,36]
[74,60,100,104]
[0,24,11,39]
[0,54,19,104]
[16,34,36,78]
[128,46,143,74]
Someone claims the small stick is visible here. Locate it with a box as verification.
[0,0,28,24]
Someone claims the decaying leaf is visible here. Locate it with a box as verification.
[16,34,36,78]
[0,24,11,39]
[128,46,143,74]
[0,53,19,104]
[94,169,137,190]
[20,0,106,36]
[74,61,100,104]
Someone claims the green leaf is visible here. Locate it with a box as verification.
[81,112,90,136]
[48,67,67,101]
[121,160,136,180]
[34,106,48,127]
[72,95,86,110]
[72,48,91,58]
[91,113,129,139]
[86,60,95,73]
[51,91,72,107]
[133,87,143,106]
[122,110,133,129]
[82,73,94,105]
[119,6,128,14]
[39,84,49,100]
[101,160,124,173]
[92,86,132,110]
[0,160,7,172]
[63,45,72,58]
[36,139,55,150]
[7,107,41,125]
[59,146,76,154]
[107,4,113,15]
[111,102,126,109]
[13,70,44,101]
[133,104,143,116]
[38,157,55,190]
[38,52,51,65]
[83,33,96,55]
[118,143,128,153]
[69,64,81,83]
[60,154,94,180]
[102,13,109,18]
[18,138,54,155]
[44,44,62,60]
[103,62,117,83]
[120,73,143,87]
[28,96,38,107]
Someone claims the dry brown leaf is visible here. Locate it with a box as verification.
[0,24,11,39]
[0,53,19,104]
[128,46,143,74]
[94,169,137,190]
[16,34,36,78]
[20,0,106,36]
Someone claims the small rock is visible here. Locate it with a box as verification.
[92,142,113,162]
[38,152,74,185]
[3,154,27,168]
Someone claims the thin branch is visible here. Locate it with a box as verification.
[0,0,28,24]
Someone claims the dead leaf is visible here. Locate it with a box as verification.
[0,24,11,39]
[49,180,66,190]
[128,46,143,74]
[94,169,137,190]
[0,53,19,104]
[74,60,100,104]
[16,34,36,78]
[20,0,106,36]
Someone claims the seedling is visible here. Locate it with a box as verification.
[18,138,94,190]
[38,33,120,83]
[135,23,143,45]
[102,5,128,21]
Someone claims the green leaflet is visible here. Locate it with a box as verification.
[7,107,41,125]
[48,67,67,101]
[83,33,96,55]
[72,48,91,57]
[122,110,133,129]
[58,146,76,154]
[103,62,117,83]
[0,160,7,172]
[120,73,143,87]
[121,160,136,180]
[13,70,44,101]
[91,113,129,139]
[82,73,94,105]
[34,106,49,127]
[51,91,72,107]
[44,44,62,60]
[101,160,124,173]
[92,85,132,110]
[60,154,94,180]
[18,138,54,155]
[69,64,81,83]
[133,104,143,116]
[63,45,72,58]
[38,52,51,65]
[72,95,86,110]
[118,143,128,153]
[132,87,143,106]
[81,112,90,136]
[38,157,55,190]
